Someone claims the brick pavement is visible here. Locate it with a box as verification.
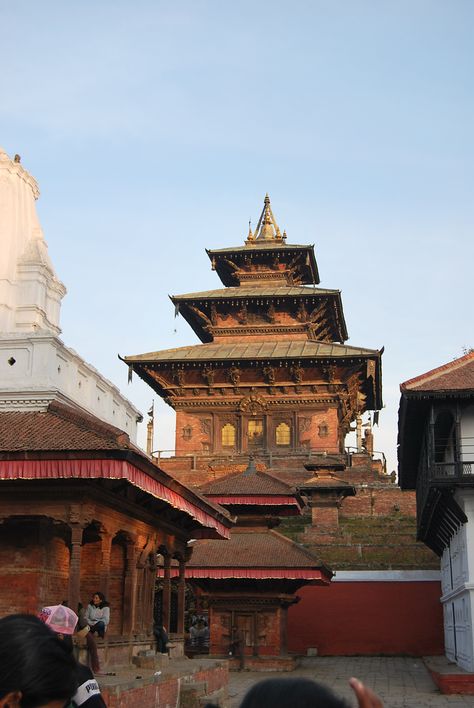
[227,657,474,707]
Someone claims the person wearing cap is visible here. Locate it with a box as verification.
[39,605,106,708]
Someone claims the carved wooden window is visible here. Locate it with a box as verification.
[276,422,291,446]
[248,419,264,448]
[221,423,236,447]
[434,410,456,463]
[318,423,329,438]
[182,425,192,440]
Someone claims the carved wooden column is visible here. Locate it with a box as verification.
[146,552,158,633]
[98,532,112,599]
[177,558,186,635]
[122,542,138,635]
[68,523,84,612]
[161,554,172,632]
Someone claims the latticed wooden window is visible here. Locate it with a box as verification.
[248,419,263,442]
[276,422,291,446]
[222,423,236,447]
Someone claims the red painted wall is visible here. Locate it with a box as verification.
[288,581,444,656]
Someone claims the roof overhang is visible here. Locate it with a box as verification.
[206,243,320,286]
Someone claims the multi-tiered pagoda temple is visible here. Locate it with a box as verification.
[125,195,383,464]
[125,196,445,661]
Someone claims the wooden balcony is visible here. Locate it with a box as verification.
[416,461,474,555]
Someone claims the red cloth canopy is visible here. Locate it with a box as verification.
[0,458,230,539]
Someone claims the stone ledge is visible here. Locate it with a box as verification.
[424,656,474,695]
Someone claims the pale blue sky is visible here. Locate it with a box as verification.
[1,1,473,472]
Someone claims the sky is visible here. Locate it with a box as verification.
[1,1,473,473]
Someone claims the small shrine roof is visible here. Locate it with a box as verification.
[171,286,341,301]
[126,340,381,364]
[200,469,298,497]
[187,529,332,578]
[299,471,356,496]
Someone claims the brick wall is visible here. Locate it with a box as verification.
[0,522,70,615]
[100,663,228,708]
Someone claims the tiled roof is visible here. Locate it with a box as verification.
[200,470,296,496]
[126,340,380,363]
[0,401,131,451]
[401,352,474,394]
[188,529,326,569]
[207,243,314,254]
[0,401,233,536]
[172,286,340,300]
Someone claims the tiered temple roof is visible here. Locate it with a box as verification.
[125,195,382,464]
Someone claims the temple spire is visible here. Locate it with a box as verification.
[252,194,284,242]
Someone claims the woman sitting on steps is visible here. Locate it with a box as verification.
[86,592,110,639]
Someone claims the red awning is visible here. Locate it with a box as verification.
[157,567,330,582]
[0,459,230,539]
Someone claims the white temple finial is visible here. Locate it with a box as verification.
[0,149,66,334]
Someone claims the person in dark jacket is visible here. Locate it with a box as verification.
[153,623,169,653]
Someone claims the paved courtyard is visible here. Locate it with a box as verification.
[228,657,474,707]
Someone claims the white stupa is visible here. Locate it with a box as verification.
[0,147,142,440]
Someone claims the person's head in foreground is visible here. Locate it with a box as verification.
[239,677,383,708]
[240,678,349,708]
[0,613,77,708]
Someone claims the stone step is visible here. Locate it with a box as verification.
[132,652,169,670]
[199,687,228,707]
[179,681,208,708]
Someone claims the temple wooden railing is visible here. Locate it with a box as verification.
[151,446,387,472]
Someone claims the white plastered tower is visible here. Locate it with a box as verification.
[0,147,66,333]
[0,148,142,440]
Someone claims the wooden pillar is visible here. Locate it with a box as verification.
[98,532,112,598]
[141,555,155,635]
[280,604,288,655]
[68,524,84,612]
[161,554,172,632]
[455,402,462,472]
[177,558,186,635]
[146,553,158,633]
[122,542,138,635]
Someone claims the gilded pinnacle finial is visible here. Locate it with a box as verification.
[252,194,284,242]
